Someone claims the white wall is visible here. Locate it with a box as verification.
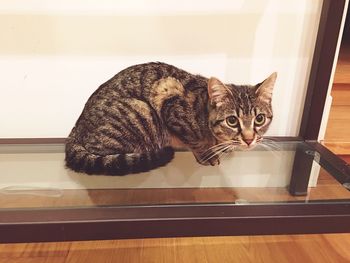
[0,0,323,138]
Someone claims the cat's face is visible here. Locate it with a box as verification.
[207,73,276,148]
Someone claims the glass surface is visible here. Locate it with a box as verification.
[0,141,349,209]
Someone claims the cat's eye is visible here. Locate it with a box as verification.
[255,114,266,126]
[226,116,239,127]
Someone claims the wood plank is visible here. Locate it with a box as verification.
[2,234,349,263]
[324,142,350,155]
[0,242,71,258]
[0,257,66,263]
[324,105,350,148]
[324,120,350,141]
[334,65,350,84]
[0,242,69,263]
[326,105,350,120]
[331,84,350,106]
[334,42,350,84]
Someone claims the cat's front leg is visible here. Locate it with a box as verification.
[191,143,221,166]
[194,151,220,166]
[161,95,220,166]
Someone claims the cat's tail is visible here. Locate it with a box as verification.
[65,139,175,176]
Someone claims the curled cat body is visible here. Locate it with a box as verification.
[65,62,277,176]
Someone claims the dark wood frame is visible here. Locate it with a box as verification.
[1,202,350,243]
[0,0,349,243]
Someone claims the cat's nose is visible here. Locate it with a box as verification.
[243,138,254,146]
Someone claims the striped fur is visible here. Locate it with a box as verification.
[65,62,276,175]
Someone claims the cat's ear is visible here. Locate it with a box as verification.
[256,72,277,103]
[208,77,231,106]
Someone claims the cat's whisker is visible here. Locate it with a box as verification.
[260,145,281,152]
[258,137,283,151]
[217,145,235,162]
[208,141,235,150]
[199,146,228,163]
[209,141,240,153]
[256,138,264,143]
[262,137,276,141]
[257,144,282,159]
[261,142,282,151]
[199,140,241,165]
[261,138,280,144]
[199,153,217,164]
[262,141,280,147]
[200,143,230,159]
[199,144,233,164]
[200,141,237,159]
[211,145,234,163]
[206,142,232,151]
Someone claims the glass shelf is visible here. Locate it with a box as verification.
[0,139,349,242]
[0,140,349,210]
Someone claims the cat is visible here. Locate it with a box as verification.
[65,62,277,176]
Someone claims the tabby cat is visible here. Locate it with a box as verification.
[65,62,277,176]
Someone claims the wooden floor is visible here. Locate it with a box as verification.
[324,41,350,154]
[1,234,350,263]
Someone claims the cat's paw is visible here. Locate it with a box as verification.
[196,155,220,166]
[208,156,220,166]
